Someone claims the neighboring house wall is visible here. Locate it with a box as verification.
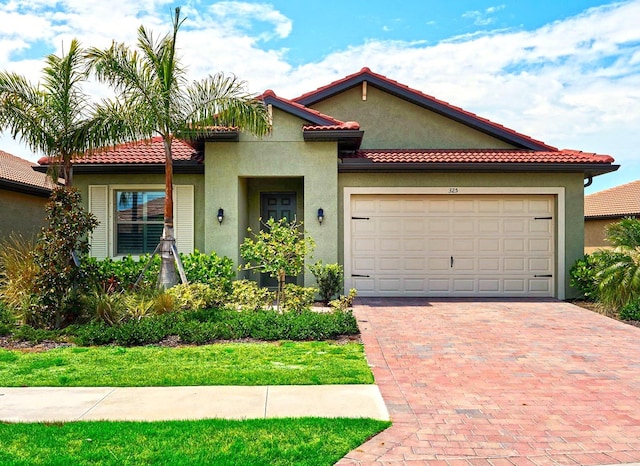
[0,189,48,239]
[311,85,518,150]
[584,218,617,254]
[204,109,338,285]
[74,173,205,258]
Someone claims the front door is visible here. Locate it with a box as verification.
[260,192,297,288]
[260,192,297,222]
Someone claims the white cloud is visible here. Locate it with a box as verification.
[207,1,292,41]
[462,5,505,26]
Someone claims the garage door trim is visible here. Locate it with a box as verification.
[343,187,566,299]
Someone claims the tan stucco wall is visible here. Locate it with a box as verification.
[204,109,339,285]
[73,173,206,253]
[0,189,48,239]
[584,218,616,254]
[338,171,586,299]
[311,86,518,150]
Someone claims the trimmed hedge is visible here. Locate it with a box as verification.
[70,308,359,347]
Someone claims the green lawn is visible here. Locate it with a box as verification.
[0,417,390,465]
[0,341,374,386]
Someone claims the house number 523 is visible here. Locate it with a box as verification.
[448,187,459,194]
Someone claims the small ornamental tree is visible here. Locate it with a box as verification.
[240,218,315,310]
[33,186,98,328]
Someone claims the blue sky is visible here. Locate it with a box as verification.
[0,0,639,193]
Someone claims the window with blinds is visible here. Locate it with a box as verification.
[115,191,164,254]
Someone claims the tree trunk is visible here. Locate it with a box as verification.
[158,136,179,290]
[158,225,179,289]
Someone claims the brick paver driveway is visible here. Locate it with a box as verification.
[338,299,640,466]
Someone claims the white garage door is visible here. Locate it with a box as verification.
[349,194,555,297]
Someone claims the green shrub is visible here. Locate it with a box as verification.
[82,255,160,292]
[330,289,358,311]
[167,283,219,311]
[570,254,601,301]
[70,307,359,347]
[84,290,126,325]
[122,294,157,321]
[619,299,640,321]
[180,250,234,285]
[230,280,274,311]
[309,262,343,304]
[11,325,60,344]
[281,284,316,313]
[33,187,98,328]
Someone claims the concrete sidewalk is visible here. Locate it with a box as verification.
[0,385,389,423]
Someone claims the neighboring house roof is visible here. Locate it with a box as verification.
[0,149,54,197]
[585,180,640,219]
[294,67,556,151]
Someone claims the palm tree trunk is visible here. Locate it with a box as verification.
[158,137,179,289]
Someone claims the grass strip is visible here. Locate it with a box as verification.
[0,341,374,387]
[0,417,390,465]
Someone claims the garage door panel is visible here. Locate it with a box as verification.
[350,194,554,297]
[504,218,526,233]
[428,219,450,233]
[478,219,500,234]
[428,257,450,271]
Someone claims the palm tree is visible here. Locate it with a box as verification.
[0,39,126,186]
[87,7,270,289]
[596,218,640,310]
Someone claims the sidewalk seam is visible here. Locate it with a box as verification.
[264,386,269,418]
[77,388,116,421]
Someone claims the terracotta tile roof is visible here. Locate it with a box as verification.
[585,180,640,218]
[346,149,615,164]
[0,149,54,192]
[37,137,198,165]
[294,67,556,151]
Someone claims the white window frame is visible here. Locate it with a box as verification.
[89,184,193,259]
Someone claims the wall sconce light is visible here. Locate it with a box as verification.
[217,208,224,225]
[317,208,324,225]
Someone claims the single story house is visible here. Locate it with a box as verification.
[0,149,53,239]
[584,180,640,253]
[39,68,618,299]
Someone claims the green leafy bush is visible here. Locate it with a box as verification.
[619,299,640,321]
[330,289,358,311]
[33,187,98,328]
[309,262,343,305]
[230,280,274,311]
[11,325,61,344]
[167,283,220,311]
[570,255,601,301]
[281,284,316,313]
[82,255,160,292]
[0,302,15,336]
[180,250,234,285]
[69,308,359,347]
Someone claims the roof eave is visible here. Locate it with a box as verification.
[0,178,52,197]
[338,161,620,177]
[56,161,204,175]
[303,129,364,150]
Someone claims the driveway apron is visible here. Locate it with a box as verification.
[338,298,640,465]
